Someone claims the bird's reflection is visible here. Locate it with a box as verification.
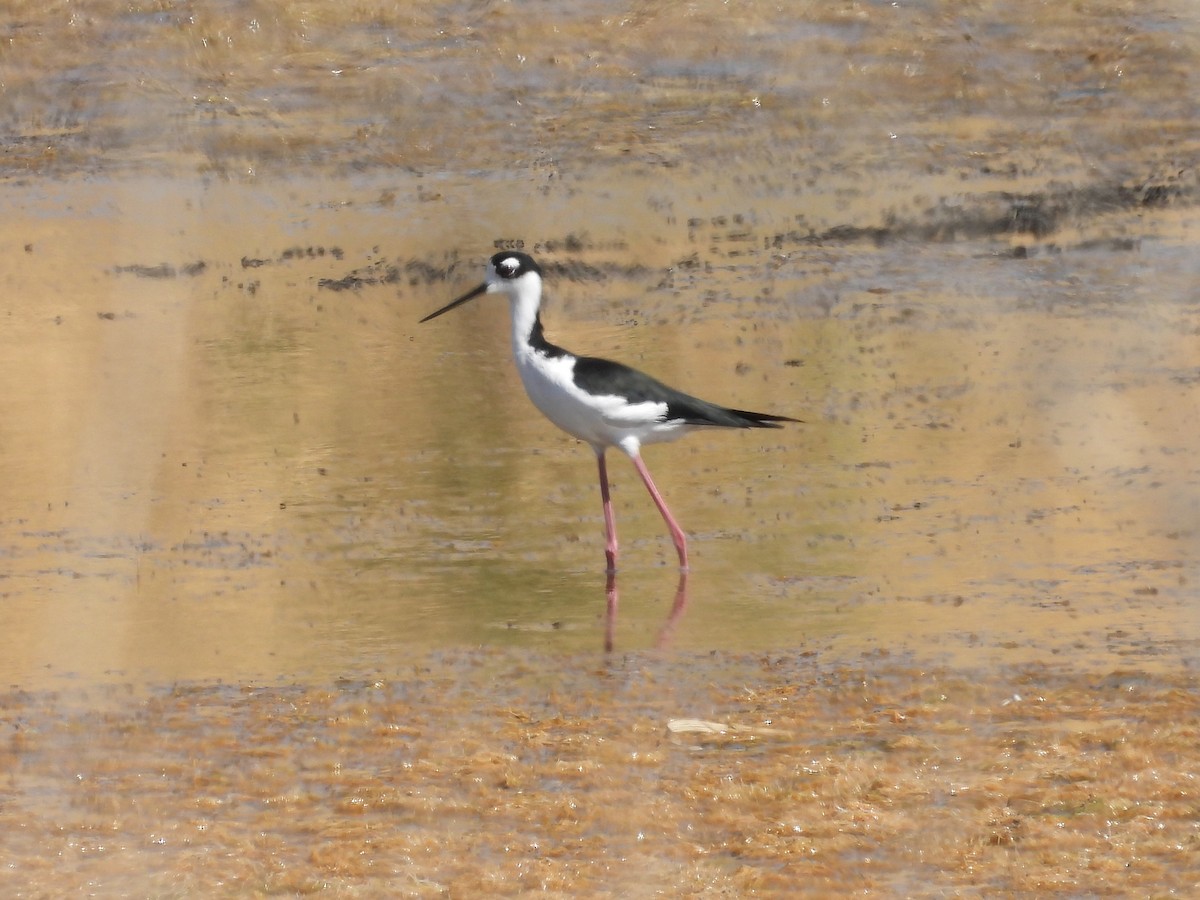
[604,570,690,652]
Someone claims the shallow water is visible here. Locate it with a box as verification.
[2,174,1195,688]
[1,0,1198,894]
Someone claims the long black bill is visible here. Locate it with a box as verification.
[419,282,487,323]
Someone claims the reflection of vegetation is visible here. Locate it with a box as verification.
[202,309,303,387]
[205,323,301,367]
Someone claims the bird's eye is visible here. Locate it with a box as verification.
[497,257,520,278]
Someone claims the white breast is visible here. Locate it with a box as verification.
[513,348,683,452]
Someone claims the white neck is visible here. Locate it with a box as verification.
[507,274,543,356]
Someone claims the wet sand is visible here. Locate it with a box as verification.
[2,659,1199,896]
[2,0,1199,895]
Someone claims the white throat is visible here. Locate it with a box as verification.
[505,273,544,355]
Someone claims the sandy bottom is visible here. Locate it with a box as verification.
[3,654,1198,896]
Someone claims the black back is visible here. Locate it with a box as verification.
[572,355,794,429]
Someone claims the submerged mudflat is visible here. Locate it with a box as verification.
[3,656,1199,895]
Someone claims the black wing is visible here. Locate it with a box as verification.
[571,355,798,428]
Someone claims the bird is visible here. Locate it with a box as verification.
[419,250,798,571]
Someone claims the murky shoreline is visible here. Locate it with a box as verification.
[3,653,1199,896]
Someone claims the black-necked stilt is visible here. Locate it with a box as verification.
[420,250,798,571]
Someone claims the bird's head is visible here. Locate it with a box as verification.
[420,251,543,323]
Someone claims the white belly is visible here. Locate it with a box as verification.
[513,349,684,452]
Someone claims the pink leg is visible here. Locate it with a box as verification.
[596,451,619,572]
[629,453,689,570]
